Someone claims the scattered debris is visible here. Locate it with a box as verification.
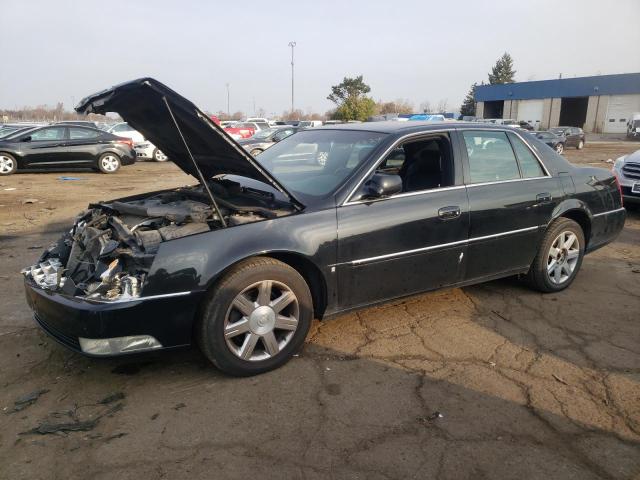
[421,411,444,424]
[97,392,125,405]
[22,419,99,435]
[552,373,569,385]
[151,413,159,420]
[21,198,39,204]
[605,158,614,164]
[173,403,186,411]
[489,361,497,367]
[104,432,128,442]
[27,245,44,250]
[12,389,49,412]
[58,176,86,181]
[4,187,16,191]
[632,268,640,274]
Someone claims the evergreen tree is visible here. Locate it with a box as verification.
[460,83,477,117]
[488,53,516,84]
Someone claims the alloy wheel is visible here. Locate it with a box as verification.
[547,231,580,285]
[154,149,168,162]
[100,155,119,172]
[0,155,15,174]
[555,143,564,154]
[224,280,300,362]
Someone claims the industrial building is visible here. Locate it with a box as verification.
[475,73,640,133]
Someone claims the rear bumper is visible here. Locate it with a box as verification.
[586,207,626,253]
[24,278,202,356]
[121,149,136,165]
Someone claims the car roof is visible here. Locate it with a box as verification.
[317,121,519,134]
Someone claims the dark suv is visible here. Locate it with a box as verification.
[550,127,585,150]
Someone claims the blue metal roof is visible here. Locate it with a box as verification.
[475,73,640,102]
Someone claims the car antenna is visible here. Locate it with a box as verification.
[162,96,227,227]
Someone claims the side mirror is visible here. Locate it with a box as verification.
[21,136,32,142]
[358,173,403,200]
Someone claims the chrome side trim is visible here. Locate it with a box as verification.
[335,226,540,266]
[592,207,626,218]
[466,176,549,188]
[344,185,466,206]
[85,290,192,304]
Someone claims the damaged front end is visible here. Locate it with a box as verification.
[23,182,291,302]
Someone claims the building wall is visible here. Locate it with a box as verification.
[584,95,609,133]
[476,101,484,119]
[502,100,518,119]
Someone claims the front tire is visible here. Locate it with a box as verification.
[555,143,564,154]
[249,148,263,157]
[197,257,313,376]
[97,153,121,173]
[0,153,17,175]
[526,218,585,293]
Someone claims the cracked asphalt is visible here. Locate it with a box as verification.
[1,142,639,479]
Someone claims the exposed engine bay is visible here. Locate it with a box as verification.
[22,180,295,301]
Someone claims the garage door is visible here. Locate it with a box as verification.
[604,94,640,133]
[516,100,544,128]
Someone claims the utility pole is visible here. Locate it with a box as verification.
[225,83,230,117]
[288,41,296,116]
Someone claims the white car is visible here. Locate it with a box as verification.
[108,122,168,162]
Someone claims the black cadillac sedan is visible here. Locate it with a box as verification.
[23,78,625,376]
[0,125,136,175]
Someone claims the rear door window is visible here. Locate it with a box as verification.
[507,132,545,178]
[462,131,520,183]
[69,128,100,140]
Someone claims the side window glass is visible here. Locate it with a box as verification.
[377,147,405,172]
[30,128,65,141]
[508,133,545,178]
[69,128,99,140]
[463,131,520,183]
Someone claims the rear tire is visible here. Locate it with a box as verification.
[0,153,17,175]
[555,143,564,154]
[577,140,584,150]
[97,153,121,173]
[153,148,168,162]
[197,257,313,376]
[249,149,263,157]
[526,218,585,293]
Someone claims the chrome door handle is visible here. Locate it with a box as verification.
[536,193,552,203]
[438,206,461,220]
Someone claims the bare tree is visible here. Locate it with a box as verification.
[420,101,432,113]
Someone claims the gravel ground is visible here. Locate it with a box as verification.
[1,141,639,480]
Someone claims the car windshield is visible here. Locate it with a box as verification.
[534,132,553,139]
[550,128,566,134]
[255,129,387,200]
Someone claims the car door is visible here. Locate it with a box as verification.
[64,127,102,163]
[335,132,469,309]
[564,128,578,147]
[460,129,562,280]
[20,126,67,166]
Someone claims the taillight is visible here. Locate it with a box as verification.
[117,138,133,148]
[612,173,623,207]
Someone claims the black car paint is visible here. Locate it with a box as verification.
[550,127,585,148]
[24,122,625,356]
[0,126,135,170]
[529,131,565,152]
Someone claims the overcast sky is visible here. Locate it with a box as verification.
[1,0,639,116]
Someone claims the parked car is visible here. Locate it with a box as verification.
[23,78,625,376]
[238,127,301,156]
[529,131,566,154]
[612,149,640,204]
[134,141,169,162]
[298,120,323,128]
[0,123,42,138]
[0,124,135,175]
[224,122,261,139]
[518,121,535,131]
[549,127,585,149]
[55,120,100,129]
[107,122,166,161]
[269,121,287,127]
[626,113,640,139]
[220,121,238,128]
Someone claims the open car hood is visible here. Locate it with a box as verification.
[75,78,301,207]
